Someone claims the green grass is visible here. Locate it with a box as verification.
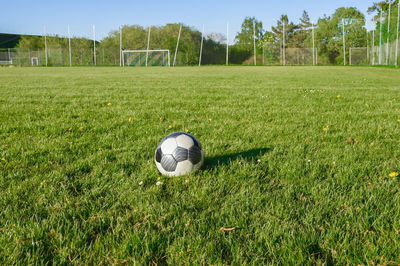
[1,66,400,264]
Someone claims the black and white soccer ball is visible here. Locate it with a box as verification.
[155,132,204,177]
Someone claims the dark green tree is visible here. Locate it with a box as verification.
[316,7,366,64]
[293,11,313,48]
[368,0,399,44]
[271,15,296,47]
[235,17,263,52]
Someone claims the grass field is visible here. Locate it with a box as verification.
[1,66,400,264]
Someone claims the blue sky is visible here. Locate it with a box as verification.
[0,0,376,42]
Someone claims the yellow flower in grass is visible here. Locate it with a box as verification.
[323,125,329,132]
[79,126,84,131]
[389,172,399,178]
[337,95,341,98]
[128,117,132,122]
[107,102,112,106]
[1,157,6,162]
[397,119,400,123]
[185,129,190,133]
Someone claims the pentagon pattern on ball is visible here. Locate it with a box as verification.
[160,154,177,172]
[155,132,204,176]
[189,145,202,165]
[172,147,189,162]
[155,147,162,163]
[176,134,194,149]
[160,137,177,154]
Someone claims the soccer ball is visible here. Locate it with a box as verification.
[155,132,204,176]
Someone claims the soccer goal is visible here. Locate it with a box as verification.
[285,48,316,65]
[349,48,368,65]
[31,57,39,66]
[122,50,170,67]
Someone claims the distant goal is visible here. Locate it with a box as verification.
[122,50,170,67]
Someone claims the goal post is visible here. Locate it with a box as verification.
[122,49,170,67]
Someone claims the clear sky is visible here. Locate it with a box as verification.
[0,0,377,42]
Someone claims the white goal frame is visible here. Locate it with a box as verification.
[31,57,39,66]
[122,49,170,67]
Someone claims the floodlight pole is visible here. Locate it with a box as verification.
[262,43,265,65]
[199,24,204,66]
[372,30,375,65]
[396,3,400,67]
[93,25,96,66]
[366,27,369,63]
[119,26,122,67]
[173,25,182,67]
[342,18,346,66]
[226,22,229,65]
[68,25,72,66]
[312,21,315,65]
[379,10,383,64]
[44,25,48,67]
[253,21,256,66]
[283,22,286,66]
[386,2,391,65]
[145,26,151,67]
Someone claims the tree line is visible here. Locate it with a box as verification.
[15,1,399,65]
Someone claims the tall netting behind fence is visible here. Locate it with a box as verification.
[387,41,399,65]
[371,41,399,65]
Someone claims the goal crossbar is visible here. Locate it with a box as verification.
[122,49,170,67]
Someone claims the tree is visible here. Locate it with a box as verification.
[316,7,366,64]
[271,15,296,47]
[293,11,313,48]
[260,31,280,64]
[368,0,400,44]
[235,17,263,52]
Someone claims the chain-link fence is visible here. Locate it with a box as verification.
[2,44,399,67]
[6,33,397,67]
[0,46,122,66]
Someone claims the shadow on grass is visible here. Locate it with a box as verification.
[204,148,272,170]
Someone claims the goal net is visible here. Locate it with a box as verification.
[349,48,368,65]
[122,50,170,67]
[285,48,316,65]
